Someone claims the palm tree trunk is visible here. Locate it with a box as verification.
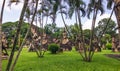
[18,33,21,47]
[37,0,45,57]
[60,9,71,37]
[38,17,43,57]
[0,27,2,71]
[114,0,120,51]
[97,7,114,53]
[76,8,86,61]
[75,11,78,24]
[9,0,39,71]
[0,0,6,71]
[6,0,29,71]
[88,9,98,62]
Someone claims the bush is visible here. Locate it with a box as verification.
[106,43,112,50]
[48,43,60,54]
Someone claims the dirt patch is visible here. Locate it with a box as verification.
[105,54,120,61]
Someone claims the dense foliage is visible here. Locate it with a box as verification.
[2,21,29,38]
[106,43,112,50]
[48,43,60,54]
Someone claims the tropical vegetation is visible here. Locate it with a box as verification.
[0,0,120,71]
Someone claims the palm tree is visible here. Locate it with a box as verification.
[10,0,39,71]
[45,0,71,36]
[107,0,120,27]
[87,0,104,61]
[36,0,46,57]
[76,0,88,61]
[66,0,88,61]
[98,8,114,42]
[0,0,6,71]
[59,0,71,36]
[107,0,120,51]
[6,0,29,71]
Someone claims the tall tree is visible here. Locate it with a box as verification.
[107,0,120,49]
[95,18,117,37]
[0,0,6,71]
[95,18,117,50]
[46,0,71,36]
[87,0,104,61]
[10,0,39,71]
[67,0,86,36]
[6,0,29,71]
[67,0,88,61]
[107,0,120,30]
[59,0,71,36]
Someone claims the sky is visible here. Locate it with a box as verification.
[0,0,117,29]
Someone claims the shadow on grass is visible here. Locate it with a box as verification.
[105,54,120,61]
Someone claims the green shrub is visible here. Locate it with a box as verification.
[106,43,112,50]
[48,43,60,54]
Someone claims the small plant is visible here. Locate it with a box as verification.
[106,43,112,50]
[48,43,60,54]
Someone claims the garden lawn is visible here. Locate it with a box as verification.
[2,48,120,71]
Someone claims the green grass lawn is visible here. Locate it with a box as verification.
[2,48,120,71]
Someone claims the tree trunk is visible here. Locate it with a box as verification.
[76,8,86,61]
[114,0,120,51]
[38,2,46,57]
[18,34,21,47]
[9,0,39,71]
[0,15,2,71]
[98,7,114,52]
[60,11,71,37]
[6,0,29,71]
[0,0,6,71]
[89,8,98,61]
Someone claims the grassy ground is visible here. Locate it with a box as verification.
[2,48,120,71]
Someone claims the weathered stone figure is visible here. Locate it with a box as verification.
[29,27,48,51]
[112,36,118,52]
[41,34,48,50]
[60,31,72,51]
[1,32,8,55]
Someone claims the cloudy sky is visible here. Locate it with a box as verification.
[0,0,117,29]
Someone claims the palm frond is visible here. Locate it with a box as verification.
[97,0,104,15]
[79,7,86,17]
[98,6,104,16]
[68,6,74,19]
[87,3,93,19]
[107,0,113,9]
[59,10,67,15]
[87,0,104,18]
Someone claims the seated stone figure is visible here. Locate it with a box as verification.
[2,32,8,55]
[60,31,72,51]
